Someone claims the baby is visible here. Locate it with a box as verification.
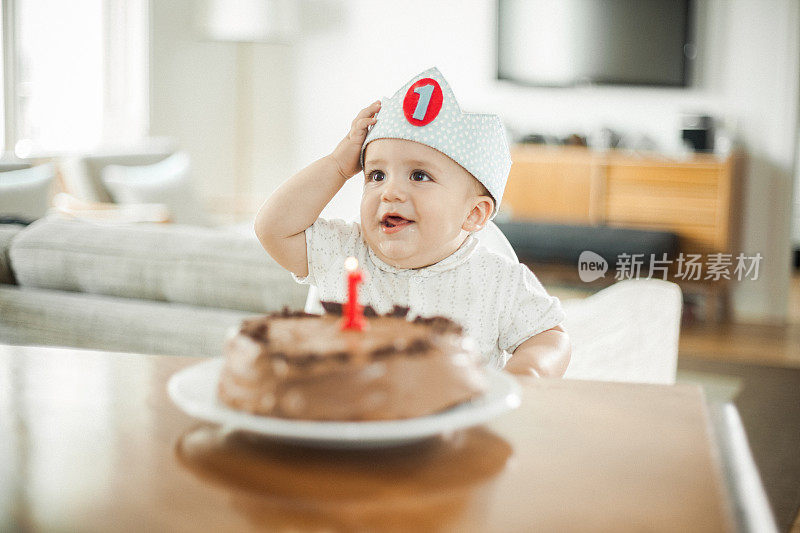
[255,67,570,376]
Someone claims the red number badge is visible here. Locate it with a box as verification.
[403,78,443,126]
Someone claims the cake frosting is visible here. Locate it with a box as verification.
[217,304,488,421]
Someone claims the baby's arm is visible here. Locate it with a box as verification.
[505,325,571,377]
[254,101,381,277]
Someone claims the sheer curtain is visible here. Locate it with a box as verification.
[2,0,149,157]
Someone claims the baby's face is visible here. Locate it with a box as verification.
[360,139,491,269]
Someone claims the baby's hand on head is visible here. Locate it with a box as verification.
[331,100,380,181]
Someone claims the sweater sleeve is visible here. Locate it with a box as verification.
[291,218,362,287]
[497,263,566,354]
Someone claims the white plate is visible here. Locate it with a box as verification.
[168,357,521,449]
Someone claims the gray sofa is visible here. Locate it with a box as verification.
[0,216,307,357]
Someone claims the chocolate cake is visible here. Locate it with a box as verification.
[217,304,488,421]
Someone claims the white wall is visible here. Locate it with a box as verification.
[149,0,239,202]
[149,0,297,217]
[149,0,799,322]
[794,122,800,247]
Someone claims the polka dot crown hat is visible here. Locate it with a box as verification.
[360,67,512,219]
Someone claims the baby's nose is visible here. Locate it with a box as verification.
[380,177,407,202]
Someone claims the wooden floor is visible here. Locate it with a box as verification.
[679,273,800,368]
[679,321,800,368]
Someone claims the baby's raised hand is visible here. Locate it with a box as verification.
[331,101,381,180]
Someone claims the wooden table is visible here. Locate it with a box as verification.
[0,344,737,532]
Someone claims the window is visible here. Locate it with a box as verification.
[1,0,149,157]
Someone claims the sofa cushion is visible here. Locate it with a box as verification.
[59,144,175,202]
[0,285,251,358]
[0,163,55,222]
[9,216,307,312]
[0,223,25,284]
[101,152,209,226]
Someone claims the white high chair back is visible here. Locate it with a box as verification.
[561,279,683,385]
[303,220,517,314]
[474,221,518,262]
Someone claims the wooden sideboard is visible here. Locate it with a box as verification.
[503,145,745,320]
[503,145,743,255]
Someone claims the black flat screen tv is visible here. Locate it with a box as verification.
[497,0,694,87]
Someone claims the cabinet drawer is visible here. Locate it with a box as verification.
[605,165,722,228]
[504,160,593,223]
[607,178,720,199]
[605,194,719,227]
[607,164,722,186]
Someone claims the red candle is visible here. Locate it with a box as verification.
[341,256,365,331]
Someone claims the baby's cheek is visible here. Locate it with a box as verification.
[359,194,374,220]
[428,204,463,233]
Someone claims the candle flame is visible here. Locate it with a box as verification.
[344,256,358,271]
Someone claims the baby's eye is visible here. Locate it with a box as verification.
[367,170,385,182]
[410,170,432,182]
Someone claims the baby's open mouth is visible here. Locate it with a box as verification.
[380,213,414,233]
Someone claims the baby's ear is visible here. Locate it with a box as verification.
[462,196,493,232]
